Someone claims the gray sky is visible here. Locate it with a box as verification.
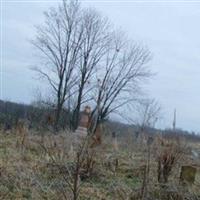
[1,0,200,132]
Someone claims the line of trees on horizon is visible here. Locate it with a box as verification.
[1,99,200,142]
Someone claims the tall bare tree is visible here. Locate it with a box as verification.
[90,35,152,133]
[32,1,83,130]
[71,9,111,130]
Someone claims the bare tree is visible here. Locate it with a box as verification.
[32,0,83,130]
[71,9,111,130]
[90,35,152,133]
[137,98,161,132]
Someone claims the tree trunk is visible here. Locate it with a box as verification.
[72,85,84,130]
[54,102,63,132]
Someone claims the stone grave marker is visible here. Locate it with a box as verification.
[75,106,91,137]
[112,131,118,151]
[180,165,197,184]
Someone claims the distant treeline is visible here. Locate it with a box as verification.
[106,120,200,142]
[0,100,70,130]
[0,99,199,141]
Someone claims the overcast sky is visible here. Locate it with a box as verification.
[1,0,200,132]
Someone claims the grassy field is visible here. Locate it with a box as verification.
[0,130,200,200]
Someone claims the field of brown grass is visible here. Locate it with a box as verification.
[0,130,200,200]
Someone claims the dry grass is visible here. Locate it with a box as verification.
[0,130,200,200]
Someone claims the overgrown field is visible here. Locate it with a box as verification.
[0,130,200,200]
